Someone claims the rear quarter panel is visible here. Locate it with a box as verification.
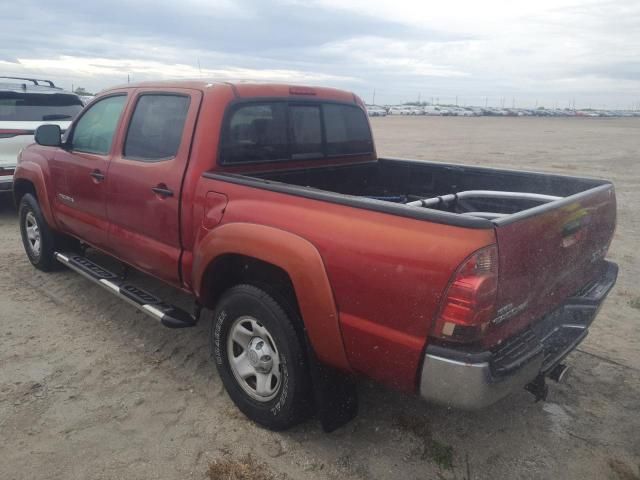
[195,179,496,391]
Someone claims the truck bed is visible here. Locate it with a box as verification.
[237,157,608,224]
[209,157,616,348]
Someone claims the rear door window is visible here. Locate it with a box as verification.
[323,104,373,156]
[0,93,83,121]
[71,95,127,155]
[123,94,190,161]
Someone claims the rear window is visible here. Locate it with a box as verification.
[0,92,83,121]
[290,105,322,160]
[220,101,372,164]
[323,104,373,156]
[222,103,288,164]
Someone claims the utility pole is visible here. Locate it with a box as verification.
[485,96,488,108]
[455,95,458,106]
[127,74,130,84]
[372,88,376,105]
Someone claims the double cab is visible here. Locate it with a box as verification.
[13,80,617,431]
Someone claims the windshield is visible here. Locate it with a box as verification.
[0,92,83,121]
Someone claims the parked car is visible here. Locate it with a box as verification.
[0,77,83,192]
[366,105,387,117]
[449,107,475,116]
[13,80,617,432]
[387,106,411,115]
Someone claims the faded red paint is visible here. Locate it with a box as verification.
[14,80,515,393]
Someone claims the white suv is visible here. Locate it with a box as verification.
[0,77,83,192]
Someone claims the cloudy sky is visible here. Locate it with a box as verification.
[1,0,639,108]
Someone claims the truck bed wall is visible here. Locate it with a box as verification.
[251,158,605,202]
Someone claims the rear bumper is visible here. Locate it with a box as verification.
[419,260,618,409]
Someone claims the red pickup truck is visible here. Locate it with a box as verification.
[13,80,617,431]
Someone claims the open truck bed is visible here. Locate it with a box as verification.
[211,157,616,351]
[243,157,611,225]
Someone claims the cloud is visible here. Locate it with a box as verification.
[1,0,638,107]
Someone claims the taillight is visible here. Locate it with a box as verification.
[432,245,498,343]
[0,129,32,139]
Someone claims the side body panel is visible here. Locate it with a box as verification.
[105,88,203,284]
[46,89,132,249]
[48,148,111,248]
[13,156,57,227]
[192,222,350,371]
[192,179,496,391]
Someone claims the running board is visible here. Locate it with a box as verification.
[54,252,198,328]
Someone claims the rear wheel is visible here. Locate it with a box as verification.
[210,284,313,430]
[19,194,57,271]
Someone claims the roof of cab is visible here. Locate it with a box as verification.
[101,79,359,104]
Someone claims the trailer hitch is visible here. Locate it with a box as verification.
[525,374,548,402]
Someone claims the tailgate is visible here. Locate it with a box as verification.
[484,183,616,347]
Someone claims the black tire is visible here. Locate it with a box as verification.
[210,284,313,430]
[18,193,58,271]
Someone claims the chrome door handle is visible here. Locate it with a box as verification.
[90,170,105,181]
[151,185,173,198]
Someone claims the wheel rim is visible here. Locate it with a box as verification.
[227,315,282,402]
[25,211,41,257]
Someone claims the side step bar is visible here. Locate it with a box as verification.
[54,252,198,328]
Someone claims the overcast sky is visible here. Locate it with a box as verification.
[1,0,639,108]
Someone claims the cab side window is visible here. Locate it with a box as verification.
[123,94,190,161]
[71,95,127,155]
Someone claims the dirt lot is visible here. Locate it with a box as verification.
[1,116,639,480]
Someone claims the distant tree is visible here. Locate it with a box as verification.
[74,87,93,96]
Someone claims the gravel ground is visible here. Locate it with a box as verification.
[1,116,639,480]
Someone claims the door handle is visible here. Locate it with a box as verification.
[152,184,174,198]
[89,169,105,182]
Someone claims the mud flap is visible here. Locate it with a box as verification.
[306,343,358,432]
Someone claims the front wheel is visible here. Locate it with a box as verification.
[19,193,58,271]
[210,284,313,430]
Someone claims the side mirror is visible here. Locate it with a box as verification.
[34,124,62,147]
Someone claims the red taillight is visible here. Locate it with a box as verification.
[432,245,498,343]
[0,129,32,139]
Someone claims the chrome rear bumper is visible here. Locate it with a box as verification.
[419,261,618,409]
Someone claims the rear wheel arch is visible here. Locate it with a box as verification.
[200,254,303,330]
[193,223,350,371]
